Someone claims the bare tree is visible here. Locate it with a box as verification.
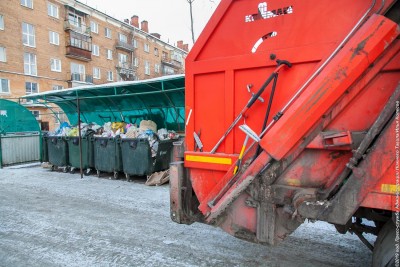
[187,0,195,44]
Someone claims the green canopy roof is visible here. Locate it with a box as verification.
[0,99,41,134]
[23,75,185,132]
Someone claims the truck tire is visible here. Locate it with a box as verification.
[372,220,396,267]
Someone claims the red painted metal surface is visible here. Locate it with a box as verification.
[260,15,398,160]
[205,151,271,221]
[182,0,399,242]
[187,0,379,154]
[274,41,400,191]
[362,159,397,211]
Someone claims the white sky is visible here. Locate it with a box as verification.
[83,0,221,48]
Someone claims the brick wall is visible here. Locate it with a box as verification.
[0,0,187,131]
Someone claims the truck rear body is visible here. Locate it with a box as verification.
[170,0,399,264]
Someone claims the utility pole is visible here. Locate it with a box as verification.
[187,0,195,44]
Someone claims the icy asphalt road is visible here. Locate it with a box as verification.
[0,166,372,267]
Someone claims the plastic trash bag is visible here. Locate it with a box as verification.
[139,120,157,132]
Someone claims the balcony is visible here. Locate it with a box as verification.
[116,62,136,81]
[161,58,182,69]
[70,73,93,84]
[64,20,91,35]
[66,46,91,61]
[66,31,92,61]
[115,40,135,52]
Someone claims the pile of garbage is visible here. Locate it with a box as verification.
[50,122,101,137]
[50,120,179,157]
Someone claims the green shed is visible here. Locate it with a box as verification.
[0,99,41,167]
[23,74,185,132]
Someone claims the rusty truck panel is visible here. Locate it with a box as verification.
[171,0,400,265]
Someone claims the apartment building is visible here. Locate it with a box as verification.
[0,0,188,130]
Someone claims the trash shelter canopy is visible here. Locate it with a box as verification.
[23,75,185,132]
[0,99,41,134]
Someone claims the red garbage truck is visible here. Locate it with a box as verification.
[170,0,399,265]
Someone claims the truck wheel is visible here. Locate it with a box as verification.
[372,219,396,267]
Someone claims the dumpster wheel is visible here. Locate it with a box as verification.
[113,171,119,180]
[125,173,131,182]
[84,168,92,176]
[96,170,101,178]
[372,219,395,267]
[62,166,69,173]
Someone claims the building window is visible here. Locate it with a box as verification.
[21,0,33,9]
[155,64,160,73]
[106,49,112,60]
[22,22,35,47]
[154,48,159,56]
[132,39,137,48]
[52,85,63,90]
[71,62,85,81]
[134,57,139,67]
[119,33,127,43]
[90,21,98,34]
[163,65,175,75]
[172,51,183,63]
[0,78,10,93]
[93,67,100,79]
[162,51,168,60]
[107,71,113,81]
[24,52,37,76]
[31,110,40,119]
[118,53,127,64]
[47,3,59,18]
[92,44,99,56]
[0,47,6,62]
[144,43,149,53]
[54,111,62,124]
[68,12,83,28]
[49,31,59,45]
[50,58,61,72]
[0,15,4,30]
[69,31,91,51]
[144,61,150,75]
[105,27,111,38]
[25,82,38,94]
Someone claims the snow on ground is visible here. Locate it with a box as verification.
[0,167,373,266]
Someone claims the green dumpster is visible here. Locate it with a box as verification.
[47,136,69,172]
[66,136,94,175]
[94,137,123,179]
[120,138,174,179]
[21,75,185,179]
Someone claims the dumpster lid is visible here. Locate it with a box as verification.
[0,99,41,134]
[22,75,185,132]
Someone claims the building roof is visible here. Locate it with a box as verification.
[69,0,189,54]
